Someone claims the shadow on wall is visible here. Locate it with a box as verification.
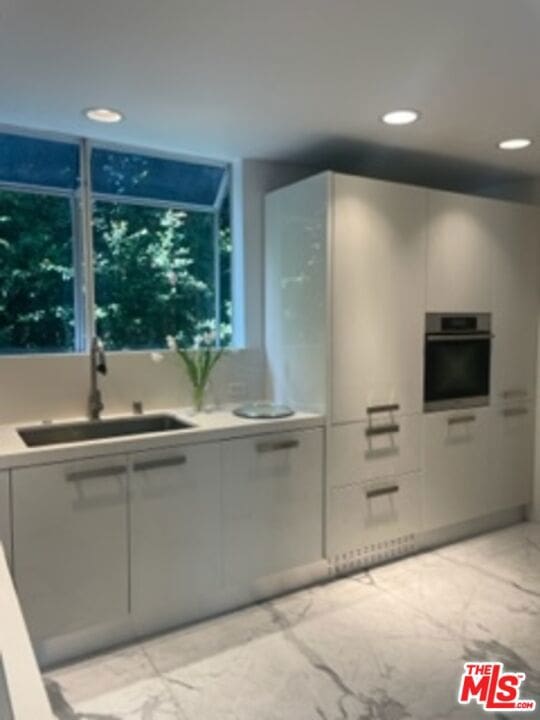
[273,136,539,204]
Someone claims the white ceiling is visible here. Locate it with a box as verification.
[1,0,540,181]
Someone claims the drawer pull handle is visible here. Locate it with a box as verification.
[133,456,187,472]
[448,414,476,426]
[366,484,399,499]
[367,403,400,415]
[365,423,400,437]
[256,439,300,453]
[502,407,528,417]
[501,389,527,399]
[66,465,127,482]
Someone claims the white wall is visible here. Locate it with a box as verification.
[0,349,265,425]
[232,159,319,348]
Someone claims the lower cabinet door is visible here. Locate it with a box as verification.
[424,408,490,531]
[327,472,422,559]
[489,403,534,512]
[0,471,10,564]
[12,456,129,640]
[222,428,323,585]
[129,442,222,628]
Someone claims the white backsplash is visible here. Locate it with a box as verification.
[0,349,266,425]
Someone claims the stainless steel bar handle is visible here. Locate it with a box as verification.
[66,465,127,482]
[365,423,400,437]
[133,456,187,472]
[500,389,527,399]
[447,414,476,426]
[366,403,400,415]
[502,407,528,417]
[366,484,399,499]
[256,439,300,453]
[427,332,493,342]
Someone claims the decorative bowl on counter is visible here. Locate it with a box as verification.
[233,403,295,419]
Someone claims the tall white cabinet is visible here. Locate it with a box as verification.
[266,172,539,566]
[332,174,426,421]
[266,173,427,568]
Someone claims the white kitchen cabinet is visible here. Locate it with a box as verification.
[222,428,323,585]
[12,456,129,640]
[0,471,10,564]
[489,403,534,512]
[327,472,422,558]
[265,173,328,413]
[332,175,427,422]
[426,190,494,312]
[328,415,422,488]
[424,408,491,530]
[491,204,539,402]
[130,442,222,629]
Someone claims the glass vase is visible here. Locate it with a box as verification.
[192,384,206,413]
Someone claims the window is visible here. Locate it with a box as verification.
[0,130,232,354]
[0,133,80,353]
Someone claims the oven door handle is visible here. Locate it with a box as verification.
[426,332,493,342]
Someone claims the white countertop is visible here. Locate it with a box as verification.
[0,544,55,719]
[0,406,324,470]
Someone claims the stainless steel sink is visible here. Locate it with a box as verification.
[18,414,193,448]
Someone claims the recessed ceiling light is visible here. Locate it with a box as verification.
[497,137,532,151]
[381,109,420,126]
[84,107,124,124]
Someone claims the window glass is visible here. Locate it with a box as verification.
[0,189,75,353]
[0,132,79,190]
[0,130,233,354]
[91,147,226,207]
[93,201,221,350]
[219,194,233,346]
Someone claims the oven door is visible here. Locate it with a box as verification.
[424,333,491,411]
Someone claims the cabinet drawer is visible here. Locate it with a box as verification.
[328,414,421,488]
[327,472,422,557]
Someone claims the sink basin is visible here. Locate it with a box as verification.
[18,414,193,448]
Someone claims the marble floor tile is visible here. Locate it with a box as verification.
[46,521,540,720]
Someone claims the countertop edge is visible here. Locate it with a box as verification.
[0,409,325,471]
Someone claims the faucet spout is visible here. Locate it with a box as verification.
[88,336,107,421]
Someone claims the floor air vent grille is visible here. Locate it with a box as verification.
[329,533,416,576]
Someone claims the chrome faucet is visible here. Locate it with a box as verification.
[88,336,107,421]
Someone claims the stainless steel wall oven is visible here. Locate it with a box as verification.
[424,313,492,412]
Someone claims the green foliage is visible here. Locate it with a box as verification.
[0,190,74,352]
[0,189,232,354]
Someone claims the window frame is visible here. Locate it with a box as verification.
[0,127,233,355]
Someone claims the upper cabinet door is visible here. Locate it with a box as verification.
[426,190,493,312]
[491,204,539,402]
[332,175,427,423]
